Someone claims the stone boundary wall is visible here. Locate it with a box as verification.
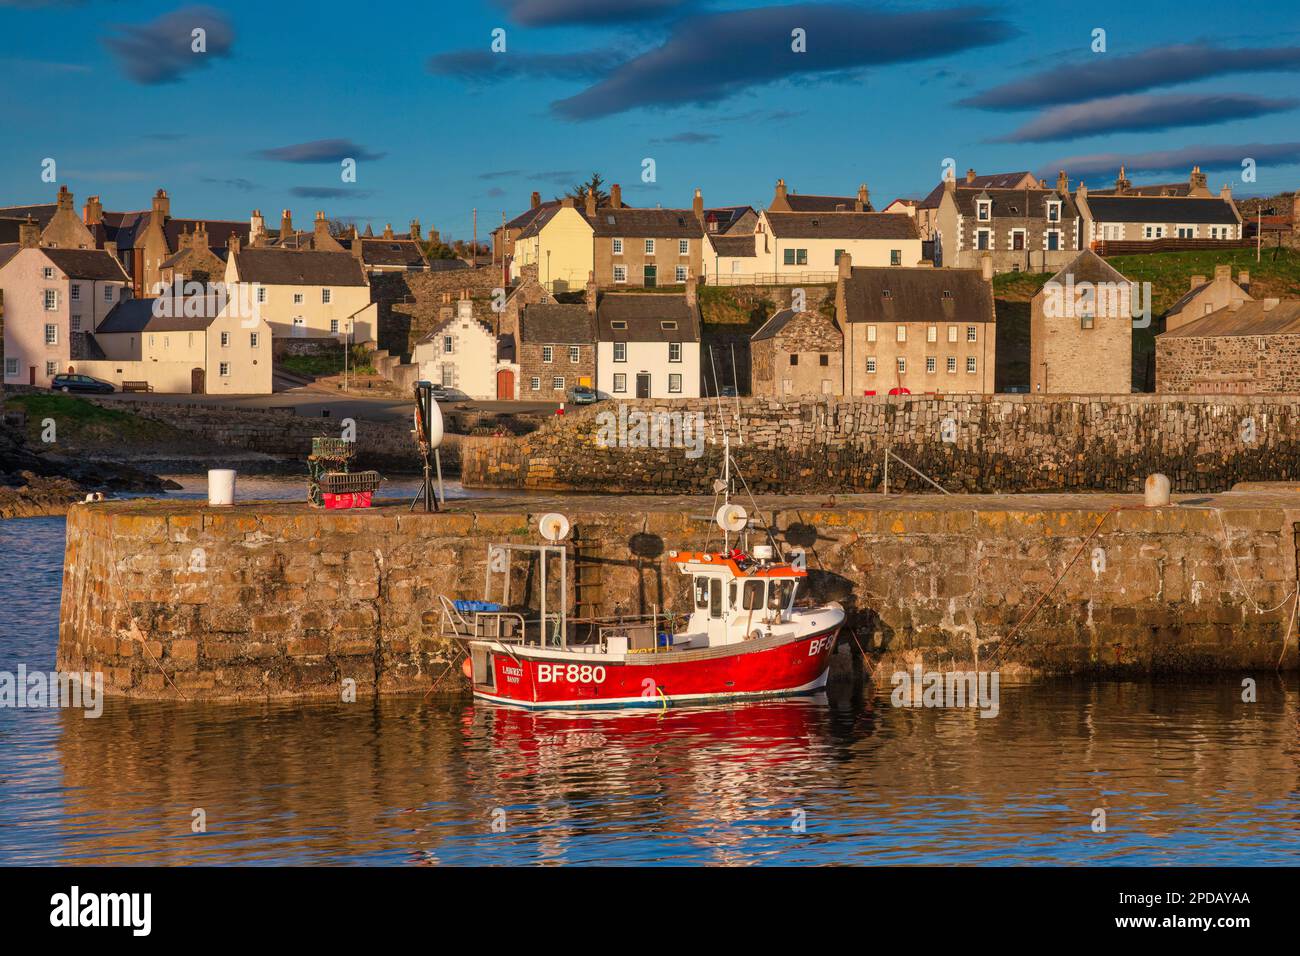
[461,394,1300,494]
[86,398,446,473]
[56,495,1300,701]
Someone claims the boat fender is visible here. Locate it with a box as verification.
[748,629,763,641]
[461,658,473,681]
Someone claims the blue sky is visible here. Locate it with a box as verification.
[2,0,1299,242]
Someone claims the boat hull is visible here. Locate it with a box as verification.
[470,625,842,710]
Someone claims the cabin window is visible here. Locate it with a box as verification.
[768,580,794,612]
[742,580,765,610]
[709,578,723,618]
[694,577,710,609]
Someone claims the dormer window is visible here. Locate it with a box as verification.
[661,320,678,330]
[1046,201,1061,223]
[610,320,628,330]
[976,201,991,221]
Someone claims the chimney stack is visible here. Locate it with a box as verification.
[1114,166,1130,194]
[1190,274,1206,291]
[228,232,241,256]
[561,197,575,209]
[409,219,421,241]
[1190,165,1208,192]
[856,183,870,211]
[280,209,293,240]
[250,209,266,245]
[18,216,40,249]
[1220,183,1233,201]
[585,270,598,315]
[692,187,704,223]
[1214,264,1231,281]
[1056,170,1068,194]
[965,168,976,184]
[774,178,788,206]
[314,210,332,243]
[152,189,170,219]
[56,185,74,211]
[610,183,622,209]
[382,223,394,239]
[83,195,102,226]
[981,255,994,281]
[585,191,597,218]
[685,271,698,308]
[530,191,541,210]
[944,175,956,195]
[838,250,852,280]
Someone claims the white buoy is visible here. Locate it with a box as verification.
[539,512,571,542]
[1144,473,1170,507]
[208,469,236,507]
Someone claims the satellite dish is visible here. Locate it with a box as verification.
[539,512,571,542]
[715,504,748,533]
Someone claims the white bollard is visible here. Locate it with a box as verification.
[208,469,236,507]
[1144,473,1171,507]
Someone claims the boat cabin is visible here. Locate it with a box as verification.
[670,547,805,647]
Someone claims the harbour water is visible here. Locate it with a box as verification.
[1,477,1298,865]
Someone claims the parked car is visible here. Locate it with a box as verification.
[887,387,911,396]
[567,385,600,405]
[51,374,114,394]
[429,383,450,401]
[719,385,738,398]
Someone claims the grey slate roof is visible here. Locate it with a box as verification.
[782,194,874,213]
[751,308,797,341]
[841,266,994,326]
[43,248,130,281]
[708,234,757,257]
[918,172,1036,209]
[951,187,1078,220]
[596,293,701,342]
[765,211,919,240]
[1044,249,1128,287]
[95,297,216,334]
[1159,300,1300,337]
[0,243,19,271]
[1083,194,1238,225]
[232,248,368,286]
[519,303,593,344]
[587,208,703,238]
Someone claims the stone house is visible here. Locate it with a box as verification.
[1165,265,1252,332]
[1156,299,1300,393]
[915,169,1040,243]
[0,222,129,387]
[1087,164,1215,198]
[158,221,228,288]
[767,178,874,213]
[1074,177,1242,246]
[750,307,843,397]
[836,252,996,395]
[594,280,702,399]
[931,172,1082,272]
[342,221,431,274]
[517,286,596,397]
[589,191,706,289]
[1030,249,1134,394]
[115,189,249,297]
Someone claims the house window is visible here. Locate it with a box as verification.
[614,342,627,362]
[1081,313,1095,329]
[220,362,230,377]
[45,361,57,377]
[542,345,553,363]
[70,284,80,301]
[966,326,977,343]
[966,356,977,374]
[897,357,906,374]
[1177,226,1195,239]
[926,356,936,373]
[790,354,799,366]
[669,373,682,393]
[70,315,81,332]
[293,293,304,304]
[613,373,627,393]
[104,286,114,303]
[669,342,682,362]
[644,265,657,287]
[44,290,58,311]
[530,376,540,391]
[977,201,991,221]
[257,287,267,303]
[896,325,906,343]
[438,335,450,354]
[678,239,689,255]
[890,249,901,266]
[44,324,58,345]
[322,289,332,304]
[645,239,655,255]
[947,356,957,373]
[250,333,259,348]
[1047,202,1060,222]
[569,345,580,364]
[927,325,937,343]
[4,358,16,377]
[976,230,990,250]
[866,325,877,343]
[866,357,877,374]
[784,248,795,266]
[43,267,54,280]
[613,265,627,283]
[675,266,687,283]
[1011,230,1025,251]
[441,365,454,387]
[326,319,337,334]
[833,249,845,264]
[1047,231,1061,251]
[797,249,807,265]
[613,238,623,255]
[948,325,958,343]
[552,376,565,390]
[819,354,828,366]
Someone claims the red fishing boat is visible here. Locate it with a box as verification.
[439,441,845,710]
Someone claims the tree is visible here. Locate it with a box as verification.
[562,172,610,208]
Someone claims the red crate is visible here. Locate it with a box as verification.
[322,491,373,509]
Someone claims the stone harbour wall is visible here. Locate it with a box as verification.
[460,394,1300,495]
[56,491,1300,701]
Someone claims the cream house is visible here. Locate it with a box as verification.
[510,198,595,292]
[718,210,922,282]
[224,240,375,341]
[412,300,518,400]
[71,293,273,394]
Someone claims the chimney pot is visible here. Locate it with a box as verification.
[965,168,976,184]
[610,183,622,209]
[838,250,852,279]
[18,216,40,249]
[585,191,597,217]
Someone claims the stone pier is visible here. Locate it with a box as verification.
[56,487,1300,700]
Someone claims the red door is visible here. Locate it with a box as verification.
[496,368,514,400]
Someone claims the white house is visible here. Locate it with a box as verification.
[412,300,518,400]
[595,285,701,399]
